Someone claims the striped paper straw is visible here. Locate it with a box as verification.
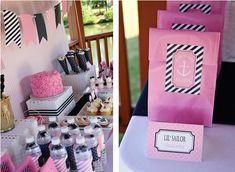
[53,157,68,172]
[97,134,107,164]
[101,149,107,165]
[97,134,105,156]
[31,156,40,169]
[93,160,103,172]
[76,157,93,172]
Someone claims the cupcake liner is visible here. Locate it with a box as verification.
[57,56,69,74]
[76,50,88,71]
[66,53,79,73]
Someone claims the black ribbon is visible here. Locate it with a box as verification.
[34,13,48,43]
[55,3,62,28]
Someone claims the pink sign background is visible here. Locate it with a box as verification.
[46,8,57,32]
[147,121,204,162]
[20,14,37,45]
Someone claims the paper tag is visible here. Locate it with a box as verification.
[165,43,204,95]
[147,121,203,162]
[155,129,195,154]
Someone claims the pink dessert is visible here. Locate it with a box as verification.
[30,70,64,98]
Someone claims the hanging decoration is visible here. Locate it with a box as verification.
[46,8,56,32]
[62,0,68,17]
[34,13,48,43]
[3,10,22,48]
[1,2,64,47]
[20,14,38,44]
[54,3,62,28]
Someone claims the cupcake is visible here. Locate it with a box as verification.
[97,117,109,128]
[93,98,102,109]
[104,96,113,109]
[104,100,113,109]
[106,76,112,88]
[75,116,90,127]
[105,96,113,103]
[98,77,104,89]
[60,119,68,127]
[87,103,98,116]
[100,104,112,116]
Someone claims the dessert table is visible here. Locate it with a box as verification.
[119,116,235,172]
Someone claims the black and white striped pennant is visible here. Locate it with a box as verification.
[171,23,205,32]
[165,43,204,95]
[179,4,211,14]
[3,10,21,48]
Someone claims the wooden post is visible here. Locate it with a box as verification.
[74,1,86,49]
[87,40,93,64]
[119,1,132,132]
[96,39,102,63]
[68,1,86,49]
[67,1,78,42]
[138,1,166,90]
[104,37,109,66]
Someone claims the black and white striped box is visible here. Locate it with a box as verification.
[26,86,75,120]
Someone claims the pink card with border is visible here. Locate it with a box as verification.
[147,121,204,162]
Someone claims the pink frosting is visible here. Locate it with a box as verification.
[30,70,64,98]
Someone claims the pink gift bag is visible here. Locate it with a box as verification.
[148,29,220,127]
[157,10,223,32]
[157,10,224,74]
[167,1,226,15]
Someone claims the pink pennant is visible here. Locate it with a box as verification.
[1,59,5,70]
[62,0,68,16]
[45,8,56,32]
[20,14,37,44]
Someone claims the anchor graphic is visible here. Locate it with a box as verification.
[176,61,191,77]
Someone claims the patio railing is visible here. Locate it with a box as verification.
[85,32,113,66]
[68,1,113,67]
[69,32,113,66]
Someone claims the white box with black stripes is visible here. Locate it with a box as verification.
[26,86,75,121]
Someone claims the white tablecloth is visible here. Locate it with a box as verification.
[119,116,235,172]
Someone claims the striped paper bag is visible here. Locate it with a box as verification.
[157,10,224,75]
[148,29,220,127]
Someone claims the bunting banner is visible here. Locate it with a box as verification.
[62,0,68,16]
[3,10,22,48]
[2,2,65,47]
[34,13,48,43]
[46,8,56,32]
[20,14,38,44]
[54,3,62,28]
